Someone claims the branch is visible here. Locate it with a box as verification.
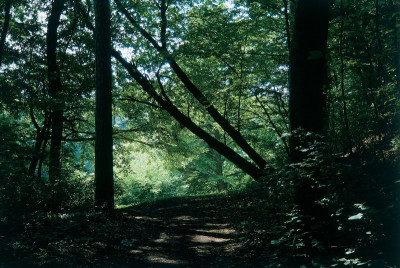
[63,137,94,141]
[156,71,172,103]
[254,94,289,154]
[114,0,267,169]
[74,0,265,180]
[73,0,94,31]
[113,136,153,146]
[63,117,88,125]
[114,0,162,50]
[214,54,241,79]
[114,127,142,134]
[111,49,263,180]
[117,97,163,109]
[64,128,95,135]
[29,105,40,132]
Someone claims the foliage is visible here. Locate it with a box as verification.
[0,0,399,266]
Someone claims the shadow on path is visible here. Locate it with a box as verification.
[97,196,260,267]
[0,195,268,267]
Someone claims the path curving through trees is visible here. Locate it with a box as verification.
[1,195,272,267]
[96,196,262,267]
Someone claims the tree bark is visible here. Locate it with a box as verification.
[94,0,114,212]
[288,0,332,255]
[339,0,352,152]
[47,0,66,212]
[0,0,11,67]
[289,0,330,142]
[389,0,400,93]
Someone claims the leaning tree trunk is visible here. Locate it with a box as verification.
[47,0,66,212]
[94,0,114,212]
[72,0,265,181]
[114,0,267,170]
[289,0,333,255]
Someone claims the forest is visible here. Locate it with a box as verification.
[0,0,399,266]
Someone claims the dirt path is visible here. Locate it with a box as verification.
[93,195,263,267]
[1,195,270,267]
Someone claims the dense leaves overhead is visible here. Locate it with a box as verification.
[0,0,399,266]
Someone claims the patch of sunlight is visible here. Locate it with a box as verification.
[348,213,363,220]
[190,235,231,243]
[153,232,182,244]
[190,245,213,254]
[204,223,229,227]
[129,249,143,254]
[193,228,236,235]
[132,215,161,222]
[172,215,198,221]
[116,204,136,209]
[146,254,188,265]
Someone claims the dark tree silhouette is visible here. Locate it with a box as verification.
[94,0,114,212]
[289,0,333,254]
[47,0,67,211]
[0,0,11,67]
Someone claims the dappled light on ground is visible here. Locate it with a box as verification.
[2,190,398,267]
[109,196,245,266]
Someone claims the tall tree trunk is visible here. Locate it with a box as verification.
[94,0,114,212]
[374,0,384,87]
[389,0,400,93]
[289,0,332,255]
[339,0,352,152]
[47,0,66,212]
[289,0,330,142]
[373,0,385,137]
[0,0,11,67]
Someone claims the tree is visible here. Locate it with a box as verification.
[94,0,114,211]
[389,0,400,93]
[47,0,67,211]
[289,0,330,146]
[0,0,11,67]
[114,0,267,171]
[288,0,332,254]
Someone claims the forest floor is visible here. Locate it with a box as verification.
[1,178,398,267]
[0,193,281,267]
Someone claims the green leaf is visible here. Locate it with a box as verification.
[270,239,280,245]
[348,213,363,220]
[354,203,369,210]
